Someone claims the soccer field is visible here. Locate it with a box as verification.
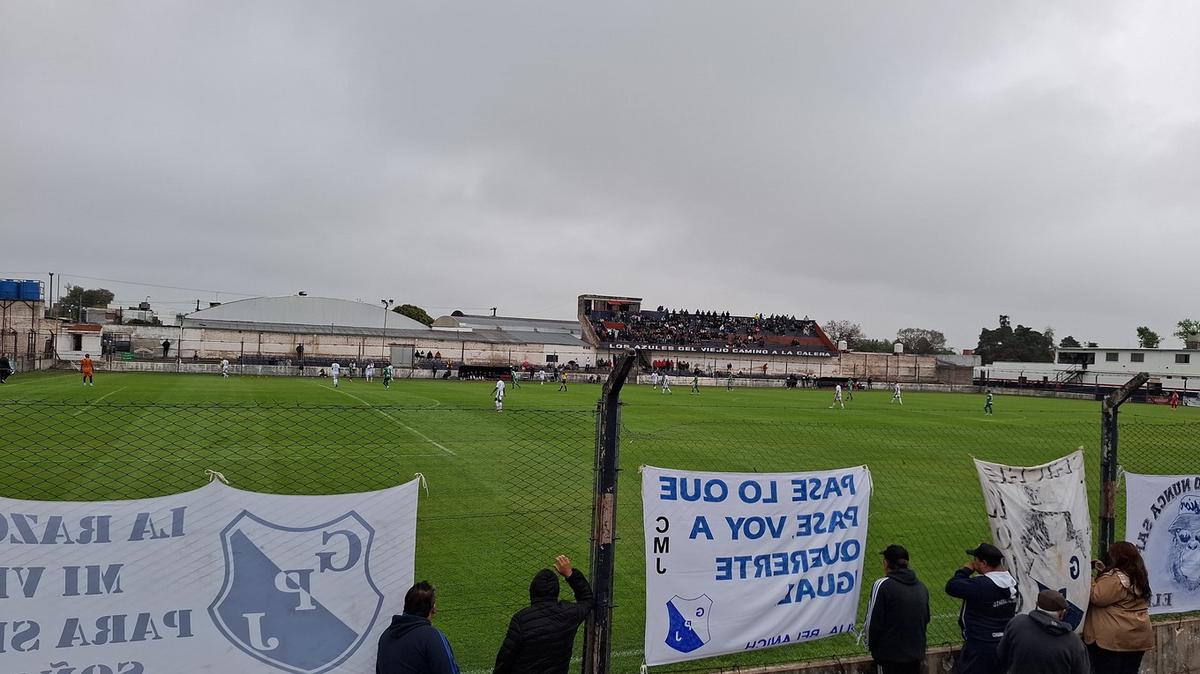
[2,371,1194,672]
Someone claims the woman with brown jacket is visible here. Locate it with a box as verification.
[1082,541,1154,674]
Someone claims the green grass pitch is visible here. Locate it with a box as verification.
[1,371,1193,672]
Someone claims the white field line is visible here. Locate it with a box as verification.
[70,387,128,416]
[324,385,456,456]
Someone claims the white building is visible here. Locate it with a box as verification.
[977,346,1200,395]
[56,323,103,361]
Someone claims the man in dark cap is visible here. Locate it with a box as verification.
[996,589,1088,674]
[864,544,931,674]
[494,554,593,674]
[946,542,1019,674]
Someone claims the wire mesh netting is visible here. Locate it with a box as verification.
[0,400,596,672]
[611,409,1102,672]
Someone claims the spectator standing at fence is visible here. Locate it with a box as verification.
[161,339,171,358]
[81,353,95,386]
[0,353,11,383]
[1082,542,1153,674]
[996,589,1088,674]
[984,390,994,416]
[864,544,930,674]
[946,542,1018,674]
[331,361,340,388]
[494,554,593,674]
[892,382,903,405]
[494,378,505,412]
[383,363,393,389]
[376,581,460,674]
[830,383,844,409]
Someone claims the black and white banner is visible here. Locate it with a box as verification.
[975,451,1092,629]
[1125,472,1200,614]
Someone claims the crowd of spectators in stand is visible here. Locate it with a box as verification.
[590,307,819,348]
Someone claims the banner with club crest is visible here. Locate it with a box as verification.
[641,465,871,666]
[1125,472,1200,614]
[0,478,418,674]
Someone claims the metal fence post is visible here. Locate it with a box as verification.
[1099,373,1148,554]
[584,351,635,674]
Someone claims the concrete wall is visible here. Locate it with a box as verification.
[85,360,459,379]
[107,324,595,368]
[611,349,966,384]
[735,616,1200,674]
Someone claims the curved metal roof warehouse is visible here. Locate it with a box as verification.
[183,296,429,331]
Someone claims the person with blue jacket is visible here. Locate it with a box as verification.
[946,543,1018,674]
[376,581,460,674]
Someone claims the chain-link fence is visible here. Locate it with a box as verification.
[0,400,596,672]
[610,406,1101,672]
[1111,415,1200,544]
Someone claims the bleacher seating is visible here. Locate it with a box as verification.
[587,307,833,352]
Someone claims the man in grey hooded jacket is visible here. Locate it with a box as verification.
[996,590,1088,674]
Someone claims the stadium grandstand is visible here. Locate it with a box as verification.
[580,293,975,386]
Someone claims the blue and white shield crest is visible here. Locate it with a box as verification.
[209,510,383,674]
[665,594,712,653]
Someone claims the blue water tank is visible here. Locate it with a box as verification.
[18,280,41,300]
[0,280,18,300]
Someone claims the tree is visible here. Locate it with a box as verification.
[853,338,896,353]
[1059,335,1081,348]
[1136,326,1161,349]
[1175,319,1200,346]
[54,285,115,319]
[394,303,434,326]
[822,320,864,346]
[896,327,952,355]
[975,315,1054,364]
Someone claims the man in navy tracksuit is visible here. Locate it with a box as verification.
[945,543,1018,674]
[376,581,460,674]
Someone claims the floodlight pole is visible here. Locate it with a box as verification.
[584,350,635,674]
[381,299,394,357]
[1098,372,1148,554]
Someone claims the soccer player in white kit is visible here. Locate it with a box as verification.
[494,378,506,411]
[661,375,672,395]
[891,382,903,405]
[364,363,375,383]
[220,359,229,378]
[331,362,340,388]
[830,383,844,409]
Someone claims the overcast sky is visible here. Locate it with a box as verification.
[3,2,1197,350]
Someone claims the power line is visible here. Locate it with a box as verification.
[56,273,258,297]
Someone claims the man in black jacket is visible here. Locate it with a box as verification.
[864,544,930,674]
[494,554,593,674]
[946,543,1019,674]
[376,581,460,674]
[996,590,1088,674]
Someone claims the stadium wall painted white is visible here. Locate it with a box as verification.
[978,357,1200,392]
[113,325,594,368]
[610,349,967,385]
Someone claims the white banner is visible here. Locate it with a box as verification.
[975,451,1091,629]
[642,465,871,666]
[1,479,418,674]
[1125,472,1200,614]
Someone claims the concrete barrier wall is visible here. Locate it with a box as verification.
[67,361,457,379]
[727,616,1200,674]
